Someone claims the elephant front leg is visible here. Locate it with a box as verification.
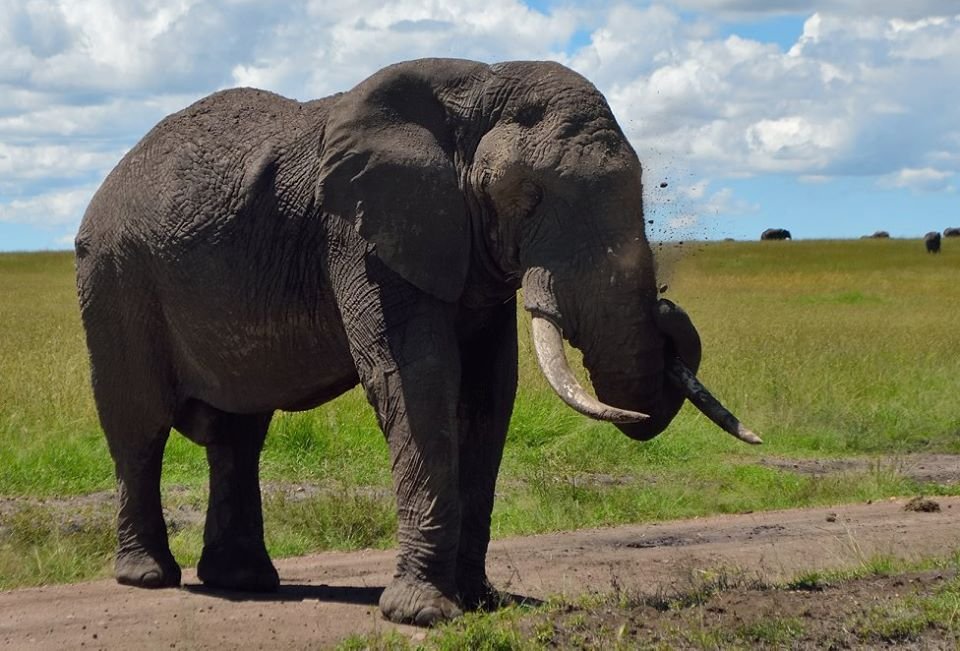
[456,298,518,610]
[368,355,465,625]
[352,298,465,625]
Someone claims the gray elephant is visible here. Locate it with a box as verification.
[925,231,941,253]
[760,228,791,240]
[944,227,960,238]
[75,58,759,626]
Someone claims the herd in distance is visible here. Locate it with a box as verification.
[757,226,959,253]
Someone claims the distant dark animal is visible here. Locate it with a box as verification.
[867,231,890,238]
[944,227,960,238]
[761,228,791,240]
[925,231,941,253]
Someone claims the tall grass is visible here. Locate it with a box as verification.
[1,239,958,587]
[0,252,109,494]
[666,239,960,454]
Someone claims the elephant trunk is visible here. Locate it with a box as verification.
[522,269,761,445]
[665,358,762,444]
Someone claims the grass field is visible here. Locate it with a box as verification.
[1,238,959,588]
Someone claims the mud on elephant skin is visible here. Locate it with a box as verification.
[76,58,760,626]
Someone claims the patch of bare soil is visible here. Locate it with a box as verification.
[760,453,960,485]
[530,569,958,649]
[2,496,959,649]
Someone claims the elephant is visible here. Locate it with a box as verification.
[760,228,791,240]
[925,231,941,253]
[944,227,960,238]
[865,231,890,239]
[75,58,759,626]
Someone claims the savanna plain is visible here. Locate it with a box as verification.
[2,238,960,649]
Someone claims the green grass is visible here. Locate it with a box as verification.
[1,239,959,587]
[0,503,115,588]
[855,575,960,644]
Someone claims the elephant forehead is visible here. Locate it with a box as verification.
[507,67,614,119]
[516,97,635,175]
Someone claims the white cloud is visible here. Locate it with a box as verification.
[0,0,585,243]
[0,142,119,181]
[0,95,192,140]
[744,115,850,171]
[296,0,579,96]
[580,8,960,184]
[879,167,955,193]
[670,0,960,20]
[0,185,97,227]
[1,0,959,245]
[565,5,684,85]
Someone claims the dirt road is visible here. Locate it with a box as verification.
[2,496,957,649]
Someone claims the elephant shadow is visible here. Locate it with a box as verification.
[183,582,384,606]
[182,583,542,610]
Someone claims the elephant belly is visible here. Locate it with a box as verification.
[167,309,359,415]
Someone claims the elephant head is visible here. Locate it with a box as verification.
[318,59,759,445]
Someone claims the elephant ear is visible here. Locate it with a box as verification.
[317,70,469,303]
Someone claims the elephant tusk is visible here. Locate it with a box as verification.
[665,358,763,445]
[530,316,649,424]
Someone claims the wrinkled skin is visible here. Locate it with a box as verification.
[760,228,792,240]
[77,59,723,625]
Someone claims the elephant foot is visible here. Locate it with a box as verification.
[197,542,279,592]
[458,576,507,612]
[379,575,462,626]
[115,547,181,588]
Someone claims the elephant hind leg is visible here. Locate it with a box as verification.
[111,424,180,588]
[188,406,278,592]
[82,290,180,588]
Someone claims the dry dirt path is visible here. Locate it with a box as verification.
[2,496,958,650]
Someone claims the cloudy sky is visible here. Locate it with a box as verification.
[1,0,958,250]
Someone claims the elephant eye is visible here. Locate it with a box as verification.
[519,180,542,217]
[515,103,546,128]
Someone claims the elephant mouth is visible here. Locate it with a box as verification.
[530,317,649,424]
[529,305,762,445]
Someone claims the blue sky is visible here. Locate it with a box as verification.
[1,1,958,250]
